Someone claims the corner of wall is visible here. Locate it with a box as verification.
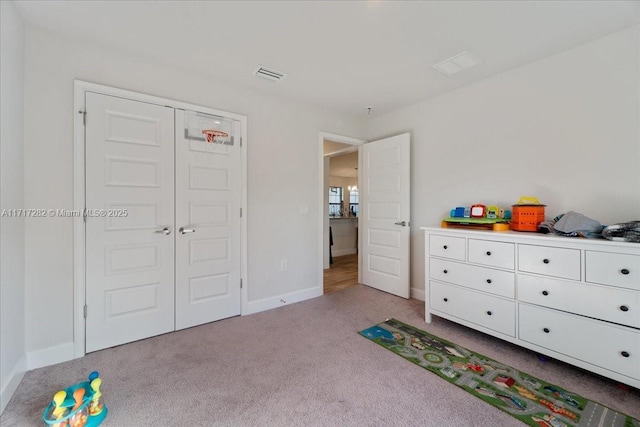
[410,286,425,302]
[0,356,26,415]
[26,342,76,371]
[0,0,27,415]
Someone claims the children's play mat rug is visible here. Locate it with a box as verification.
[359,319,639,427]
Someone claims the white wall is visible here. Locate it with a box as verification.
[329,218,358,257]
[367,26,640,299]
[22,26,365,359]
[0,0,27,413]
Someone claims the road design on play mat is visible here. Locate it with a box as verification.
[359,319,638,427]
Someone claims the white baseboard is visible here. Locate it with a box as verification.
[244,286,323,315]
[27,342,75,370]
[1,354,26,414]
[411,286,425,301]
[332,248,357,257]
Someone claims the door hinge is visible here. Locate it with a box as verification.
[240,208,242,218]
[83,304,87,318]
[79,110,87,126]
[240,279,243,289]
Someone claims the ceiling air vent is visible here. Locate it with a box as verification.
[433,52,479,76]
[254,66,287,82]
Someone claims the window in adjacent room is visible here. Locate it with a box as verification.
[349,189,359,216]
[329,186,343,217]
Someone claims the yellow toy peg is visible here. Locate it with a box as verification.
[52,391,67,416]
[51,390,68,427]
[89,377,104,415]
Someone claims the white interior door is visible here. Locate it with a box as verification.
[361,133,411,298]
[85,92,175,352]
[175,110,242,330]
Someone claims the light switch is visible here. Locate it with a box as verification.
[299,204,309,215]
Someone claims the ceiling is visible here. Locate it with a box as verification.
[329,152,358,179]
[13,1,640,118]
[323,140,357,156]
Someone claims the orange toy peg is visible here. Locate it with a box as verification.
[71,388,85,412]
[69,388,86,427]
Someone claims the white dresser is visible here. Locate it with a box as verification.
[422,227,640,388]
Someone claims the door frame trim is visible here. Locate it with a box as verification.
[73,80,248,358]
[318,132,366,290]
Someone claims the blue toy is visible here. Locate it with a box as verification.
[449,207,466,218]
[43,371,107,427]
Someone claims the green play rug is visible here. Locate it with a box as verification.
[359,318,639,427]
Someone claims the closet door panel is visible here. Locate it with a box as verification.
[175,110,242,330]
[85,92,175,353]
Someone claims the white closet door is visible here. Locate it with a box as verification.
[174,110,242,330]
[85,92,175,353]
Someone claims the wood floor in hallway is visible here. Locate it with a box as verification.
[323,254,358,294]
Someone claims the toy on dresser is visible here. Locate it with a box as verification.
[43,371,107,427]
[444,203,512,231]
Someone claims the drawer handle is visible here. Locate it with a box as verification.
[620,305,629,312]
[620,268,630,275]
[486,311,492,316]
[621,351,630,358]
[543,259,550,264]
[443,245,448,250]
[542,290,549,296]
[443,298,448,302]
[486,251,492,256]
[543,327,550,333]
[486,279,492,284]
[443,269,448,274]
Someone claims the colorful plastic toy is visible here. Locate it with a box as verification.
[449,207,466,218]
[486,205,499,219]
[470,204,486,218]
[43,371,107,427]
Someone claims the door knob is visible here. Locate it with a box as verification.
[394,221,408,226]
[179,227,196,234]
[155,227,171,235]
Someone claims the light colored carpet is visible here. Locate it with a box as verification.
[2,285,639,426]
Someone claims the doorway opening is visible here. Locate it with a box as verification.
[318,132,365,294]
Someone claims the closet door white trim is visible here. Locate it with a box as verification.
[74,81,248,358]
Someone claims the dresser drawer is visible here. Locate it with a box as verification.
[468,239,515,270]
[517,274,640,328]
[430,258,515,298]
[519,303,640,381]
[586,251,640,291]
[430,281,515,336]
[429,235,465,261]
[518,244,580,280]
